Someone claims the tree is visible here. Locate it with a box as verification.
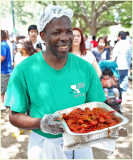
[71,1,132,35]
[37,1,132,36]
[1,0,42,35]
[1,1,33,25]
[115,1,132,28]
[1,0,132,36]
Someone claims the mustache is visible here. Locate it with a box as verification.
[56,43,71,47]
[56,40,73,47]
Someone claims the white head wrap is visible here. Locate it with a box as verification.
[38,4,73,32]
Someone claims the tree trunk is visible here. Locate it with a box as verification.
[89,26,97,36]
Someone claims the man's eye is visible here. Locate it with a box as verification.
[67,31,72,34]
[52,32,60,35]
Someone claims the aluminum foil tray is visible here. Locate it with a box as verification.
[58,102,128,141]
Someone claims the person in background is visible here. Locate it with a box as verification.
[83,34,92,50]
[126,31,132,45]
[13,35,27,55]
[91,35,98,48]
[91,37,110,63]
[112,31,132,96]
[5,4,106,159]
[125,32,132,81]
[1,30,12,110]
[28,24,46,52]
[101,68,122,103]
[103,35,109,47]
[14,39,36,67]
[4,30,14,68]
[103,35,112,52]
[70,27,102,78]
[16,35,20,43]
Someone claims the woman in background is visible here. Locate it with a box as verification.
[91,37,110,63]
[70,27,102,78]
[14,39,36,67]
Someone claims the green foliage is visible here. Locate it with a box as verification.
[1,0,132,35]
[98,7,115,23]
[44,1,132,35]
[115,1,132,28]
[1,1,11,16]
[97,27,110,38]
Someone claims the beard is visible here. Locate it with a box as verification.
[46,40,72,59]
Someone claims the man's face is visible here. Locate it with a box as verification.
[28,29,38,41]
[41,16,73,59]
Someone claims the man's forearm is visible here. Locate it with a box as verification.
[9,109,41,130]
[1,55,5,62]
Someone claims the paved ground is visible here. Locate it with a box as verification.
[1,81,132,159]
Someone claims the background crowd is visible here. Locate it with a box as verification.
[1,26,132,111]
[1,25,132,138]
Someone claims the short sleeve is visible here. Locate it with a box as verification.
[1,44,7,57]
[4,68,30,113]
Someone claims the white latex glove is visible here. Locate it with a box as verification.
[40,113,64,135]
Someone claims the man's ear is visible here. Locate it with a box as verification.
[40,31,45,42]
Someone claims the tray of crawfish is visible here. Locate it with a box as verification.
[58,102,128,141]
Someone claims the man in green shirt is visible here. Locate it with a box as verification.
[5,4,106,159]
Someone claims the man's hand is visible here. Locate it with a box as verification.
[40,113,64,135]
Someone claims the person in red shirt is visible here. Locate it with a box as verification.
[91,35,98,48]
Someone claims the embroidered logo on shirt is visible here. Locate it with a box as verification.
[71,85,80,93]
[70,83,85,97]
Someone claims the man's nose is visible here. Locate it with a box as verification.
[60,33,69,41]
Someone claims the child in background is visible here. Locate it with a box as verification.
[101,68,122,103]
